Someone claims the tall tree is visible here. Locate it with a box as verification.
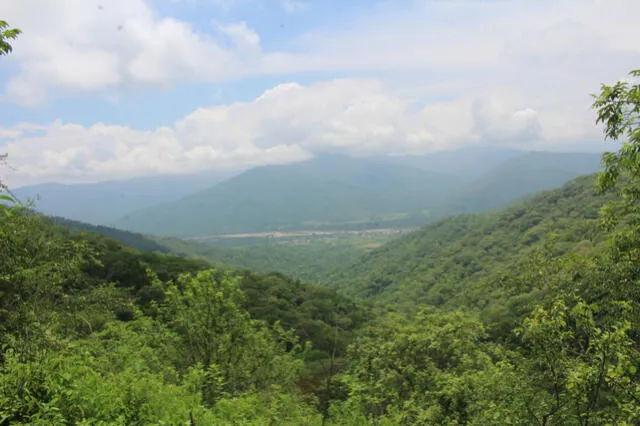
[592,69,640,227]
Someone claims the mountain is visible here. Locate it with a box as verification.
[327,173,613,308]
[444,151,603,213]
[113,154,464,237]
[49,216,174,254]
[372,146,523,181]
[13,169,239,225]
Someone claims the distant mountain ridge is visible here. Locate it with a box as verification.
[17,148,604,238]
[370,146,524,181]
[113,150,603,238]
[113,154,464,237]
[14,169,240,225]
[437,151,603,215]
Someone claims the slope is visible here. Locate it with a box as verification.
[446,151,603,213]
[50,216,173,254]
[328,173,615,309]
[371,146,523,181]
[113,154,463,237]
[13,169,239,225]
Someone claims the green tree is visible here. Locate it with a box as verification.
[339,309,524,424]
[0,20,20,56]
[592,69,640,228]
[161,269,306,405]
[0,20,20,208]
[515,298,640,425]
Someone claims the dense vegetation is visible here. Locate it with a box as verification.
[158,235,392,283]
[46,217,373,283]
[0,212,366,424]
[3,26,640,425]
[329,173,613,307]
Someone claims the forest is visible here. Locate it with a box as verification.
[2,21,640,425]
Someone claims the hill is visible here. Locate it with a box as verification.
[113,151,602,238]
[13,169,239,225]
[328,173,614,309]
[50,216,174,254]
[113,154,463,237]
[444,151,603,214]
[372,146,523,181]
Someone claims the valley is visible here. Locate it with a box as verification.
[184,226,417,243]
[2,11,640,424]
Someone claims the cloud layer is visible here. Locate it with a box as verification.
[2,78,602,186]
[1,0,639,185]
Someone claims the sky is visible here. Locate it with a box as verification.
[0,0,639,187]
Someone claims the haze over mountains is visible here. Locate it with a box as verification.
[15,147,603,238]
[13,169,240,225]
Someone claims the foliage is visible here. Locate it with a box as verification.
[2,48,640,425]
[330,174,613,309]
[593,69,640,229]
[0,20,20,56]
[0,210,325,424]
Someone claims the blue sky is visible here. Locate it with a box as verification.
[0,0,639,186]
[2,0,375,128]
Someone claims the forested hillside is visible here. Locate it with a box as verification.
[3,21,640,425]
[329,173,612,307]
[113,154,463,237]
[443,151,603,214]
[0,210,365,424]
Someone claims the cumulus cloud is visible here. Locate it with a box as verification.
[3,0,639,106]
[1,78,603,186]
[0,0,263,105]
[1,0,638,185]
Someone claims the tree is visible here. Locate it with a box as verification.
[161,269,305,405]
[592,69,640,227]
[0,20,21,56]
[0,20,20,208]
[516,298,640,425]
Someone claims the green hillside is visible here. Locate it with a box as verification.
[0,208,366,422]
[5,18,640,426]
[113,151,602,238]
[329,173,614,308]
[50,216,174,254]
[446,151,603,213]
[113,154,463,237]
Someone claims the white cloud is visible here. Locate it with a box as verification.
[215,21,261,51]
[281,0,309,15]
[1,0,639,106]
[1,0,638,186]
[0,0,262,105]
[2,78,603,186]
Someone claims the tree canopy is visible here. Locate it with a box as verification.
[1,26,640,424]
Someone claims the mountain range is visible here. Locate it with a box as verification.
[13,169,239,225]
[14,148,603,238]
